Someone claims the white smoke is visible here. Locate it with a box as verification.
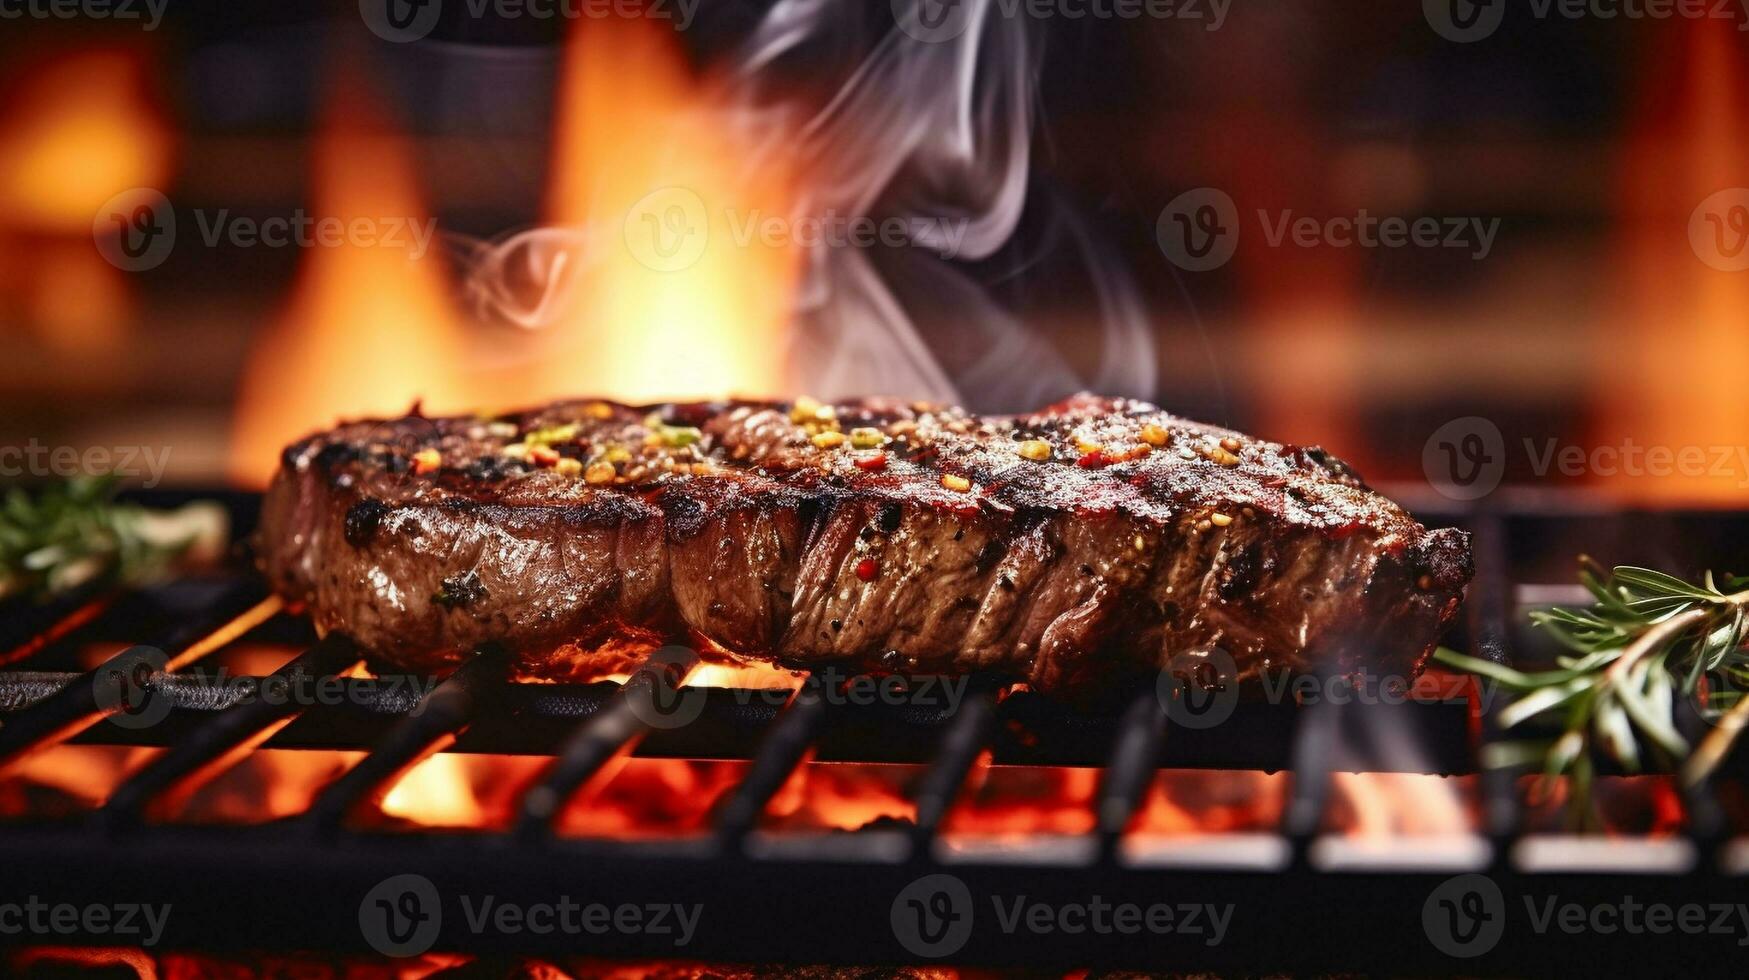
[452,0,1155,407]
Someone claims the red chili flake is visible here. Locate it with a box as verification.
[528,445,561,467]
[853,452,889,471]
[855,557,879,582]
[1076,451,1107,469]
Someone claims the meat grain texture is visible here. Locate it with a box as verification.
[258,395,1471,699]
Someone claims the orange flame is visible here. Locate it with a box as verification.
[0,48,172,231]
[229,19,801,487]
[1601,17,1749,503]
[0,47,172,352]
[228,70,473,486]
[534,15,800,403]
[381,753,491,828]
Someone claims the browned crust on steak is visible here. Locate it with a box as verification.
[256,394,1471,698]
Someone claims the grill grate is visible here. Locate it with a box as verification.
[1,497,1747,975]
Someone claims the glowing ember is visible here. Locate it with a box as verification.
[944,763,1099,838]
[174,749,364,826]
[380,752,489,828]
[558,758,748,838]
[1129,769,1287,835]
[0,745,159,818]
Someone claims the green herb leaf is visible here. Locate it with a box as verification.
[1438,563,1749,826]
[0,478,225,604]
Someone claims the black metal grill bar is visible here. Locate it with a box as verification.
[1281,688,1343,860]
[0,583,270,769]
[5,502,1749,972]
[908,686,999,848]
[96,635,361,830]
[714,675,831,848]
[0,588,112,669]
[1468,513,1523,859]
[1094,691,1168,859]
[0,670,1609,775]
[0,828,1742,973]
[301,647,509,837]
[514,647,702,841]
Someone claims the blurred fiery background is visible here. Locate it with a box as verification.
[2,0,1748,501]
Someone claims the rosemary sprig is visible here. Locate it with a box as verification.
[0,477,225,603]
[1434,560,1749,826]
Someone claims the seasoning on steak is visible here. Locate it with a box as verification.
[257,394,1471,699]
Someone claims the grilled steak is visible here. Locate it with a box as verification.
[258,394,1470,698]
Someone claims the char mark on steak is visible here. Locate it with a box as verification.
[257,394,1471,699]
